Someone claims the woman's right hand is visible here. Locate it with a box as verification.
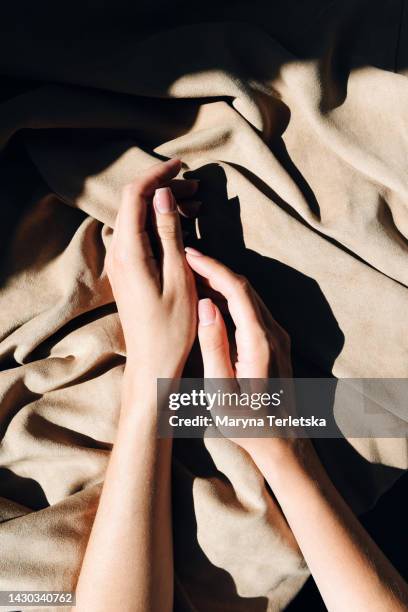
[186,249,408,612]
[185,247,294,451]
[185,247,292,379]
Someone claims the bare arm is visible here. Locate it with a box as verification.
[74,159,198,612]
[186,249,408,612]
[251,438,407,612]
[74,382,173,612]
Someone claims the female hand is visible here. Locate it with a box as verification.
[185,248,292,379]
[77,158,198,612]
[106,158,198,383]
[185,247,294,450]
[186,249,408,612]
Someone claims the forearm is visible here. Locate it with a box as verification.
[248,439,408,612]
[74,373,173,612]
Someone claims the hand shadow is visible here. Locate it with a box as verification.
[184,162,344,378]
[181,162,403,513]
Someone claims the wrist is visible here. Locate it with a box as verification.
[245,437,317,481]
[121,366,181,419]
[124,354,185,383]
[122,367,156,401]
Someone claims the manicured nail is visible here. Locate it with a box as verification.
[154,187,175,213]
[185,246,203,256]
[199,299,216,326]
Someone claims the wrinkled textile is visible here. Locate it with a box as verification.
[0,1,407,610]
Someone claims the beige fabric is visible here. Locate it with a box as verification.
[0,1,407,610]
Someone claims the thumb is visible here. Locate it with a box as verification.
[198,299,234,378]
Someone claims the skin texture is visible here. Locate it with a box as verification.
[74,160,408,612]
[74,159,198,612]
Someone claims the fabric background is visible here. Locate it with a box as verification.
[0,1,407,610]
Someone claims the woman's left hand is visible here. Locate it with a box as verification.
[105,158,198,384]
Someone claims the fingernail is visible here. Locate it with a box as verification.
[185,246,203,256]
[199,298,216,326]
[154,187,175,213]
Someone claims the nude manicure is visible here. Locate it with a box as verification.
[198,298,216,326]
[154,187,175,213]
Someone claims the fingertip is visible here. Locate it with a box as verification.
[186,250,211,281]
[185,246,204,257]
[197,298,233,377]
[164,157,182,171]
[154,186,176,214]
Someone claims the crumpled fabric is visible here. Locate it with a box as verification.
[0,1,407,610]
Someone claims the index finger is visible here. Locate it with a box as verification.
[185,249,267,354]
[117,158,182,236]
[114,158,182,275]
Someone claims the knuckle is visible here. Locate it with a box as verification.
[256,332,271,360]
[164,270,188,299]
[201,332,225,354]
[157,222,179,241]
[172,261,190,284]
[235,274,250,292]
[246,326,271,364]
[122,180,141,199]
